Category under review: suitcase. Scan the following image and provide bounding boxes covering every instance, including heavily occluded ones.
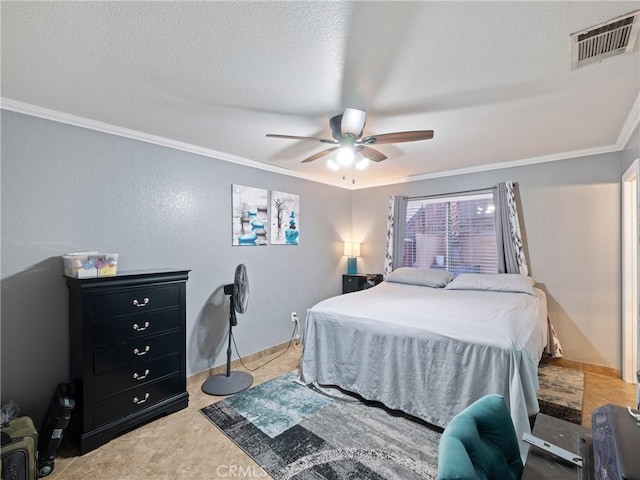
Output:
[37,383,75,477]
[1,416,38,480]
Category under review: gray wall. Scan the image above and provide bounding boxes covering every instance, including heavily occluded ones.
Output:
[2,108,635,425]
[1,110,352,424]
[353,153,624,370]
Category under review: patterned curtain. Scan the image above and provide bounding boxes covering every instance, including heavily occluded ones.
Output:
[383,196,395,277]
[546,322,564,358]
[494,181,563,357]
[493,181,529,275]
[384,196,408,277]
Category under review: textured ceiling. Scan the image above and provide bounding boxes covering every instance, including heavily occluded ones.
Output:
[2,1,639,189]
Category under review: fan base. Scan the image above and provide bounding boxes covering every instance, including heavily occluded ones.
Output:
[201,371,254,396]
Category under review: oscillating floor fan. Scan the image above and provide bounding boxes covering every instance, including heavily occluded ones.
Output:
[202,264,254,395]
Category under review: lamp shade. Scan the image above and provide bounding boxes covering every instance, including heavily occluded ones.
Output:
[336,147,354,166]
[343,241,361,257]
[341,108,366,137]
[355,157,369,170]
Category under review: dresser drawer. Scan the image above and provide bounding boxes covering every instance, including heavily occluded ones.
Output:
[94,373,181,428]
[93,353,180,401]
[93,307,180,347]
[93,284,180,320]
[93,332,180,376]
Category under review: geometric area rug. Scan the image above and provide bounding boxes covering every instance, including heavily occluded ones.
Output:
[201,366,585,479]
[537,363,585,425]
[200,371,441,479]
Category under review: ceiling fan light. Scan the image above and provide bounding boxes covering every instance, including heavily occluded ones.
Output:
[336,148,354,166]
[355,157,370,170]
[327,158,340,170]
[341,108,366,137]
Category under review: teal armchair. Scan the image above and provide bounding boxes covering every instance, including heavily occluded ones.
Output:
[437,394,524,480]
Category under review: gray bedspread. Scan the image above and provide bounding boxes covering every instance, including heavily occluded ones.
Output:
[299,281,548,461]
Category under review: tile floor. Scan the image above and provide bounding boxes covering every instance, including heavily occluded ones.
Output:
[48,348,637,479]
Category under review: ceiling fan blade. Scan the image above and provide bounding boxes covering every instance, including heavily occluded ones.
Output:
[358,130,434,145]
[357,146,387,162]
[301,147,340,163]
[266,134,338,144]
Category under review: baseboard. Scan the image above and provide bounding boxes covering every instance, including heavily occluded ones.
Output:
[540,356,621,379]
[187,340,295,389]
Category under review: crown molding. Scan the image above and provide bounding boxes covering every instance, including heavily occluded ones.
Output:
[0,98,347,189]
[1,97,632,192]
[352,144,622,189]
[617,91,640,149]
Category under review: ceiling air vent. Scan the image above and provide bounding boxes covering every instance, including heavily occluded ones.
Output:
[571,10,640,69]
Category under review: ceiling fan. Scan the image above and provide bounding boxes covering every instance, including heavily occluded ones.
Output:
[266,108,434,168]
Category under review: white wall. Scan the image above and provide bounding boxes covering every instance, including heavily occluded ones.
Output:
[623,124,639,171]
[352,154,623,370]
[1,110,352,424]
[622,124,640,377]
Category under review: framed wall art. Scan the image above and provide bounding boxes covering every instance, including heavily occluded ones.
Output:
[270,190,299,245]
[232,185,269,246]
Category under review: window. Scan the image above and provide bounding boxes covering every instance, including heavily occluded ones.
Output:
[403,193,498,275]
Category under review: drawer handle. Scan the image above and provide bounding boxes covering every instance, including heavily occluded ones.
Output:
[133,322,150,331]
[132,393,150,405]
[133,369,150,381]
[133,297,149,307]
[133,346,150,356]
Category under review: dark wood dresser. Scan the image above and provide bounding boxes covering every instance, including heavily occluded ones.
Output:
[66,269,189,454]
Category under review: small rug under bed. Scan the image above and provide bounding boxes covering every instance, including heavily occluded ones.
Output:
[537,363,585,424]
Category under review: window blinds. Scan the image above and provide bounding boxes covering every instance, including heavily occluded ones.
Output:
[403,193,498,275]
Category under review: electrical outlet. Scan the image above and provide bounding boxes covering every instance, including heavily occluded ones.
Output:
[291,311,298,323]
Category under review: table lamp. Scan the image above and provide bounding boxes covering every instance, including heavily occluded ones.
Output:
[343,242,361,274]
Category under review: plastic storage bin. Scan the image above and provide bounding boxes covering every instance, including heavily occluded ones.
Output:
[62,252,99,278]
[62,252,118,278]
[96,254,118,277]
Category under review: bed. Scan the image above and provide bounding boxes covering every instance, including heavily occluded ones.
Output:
[299,268,550,461]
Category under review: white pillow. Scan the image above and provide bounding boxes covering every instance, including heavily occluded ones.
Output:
[444,273,536,295]
[384,267,454,288]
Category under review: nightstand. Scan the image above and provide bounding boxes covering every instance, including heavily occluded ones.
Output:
[342,274,383,294]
